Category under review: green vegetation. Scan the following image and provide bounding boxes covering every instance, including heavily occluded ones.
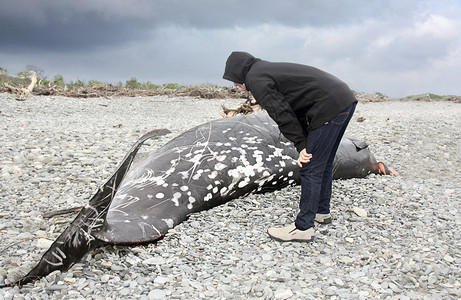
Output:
[53,74,65,86]
[88,80,106,87]
[162,83,184,89]
[0,69,32,86]
[0,65,200,92]
[399,93,459,101]
[67,79,86,88]
[426,93,453,100]
[125,77,141,89]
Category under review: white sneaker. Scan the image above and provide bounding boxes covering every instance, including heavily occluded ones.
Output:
[267,224,314,242]
[315,213,332,224]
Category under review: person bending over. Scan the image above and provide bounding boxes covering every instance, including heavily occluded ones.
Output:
[223,51,357,242]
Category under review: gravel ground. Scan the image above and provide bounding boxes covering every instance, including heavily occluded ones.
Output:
[0,93,460,299]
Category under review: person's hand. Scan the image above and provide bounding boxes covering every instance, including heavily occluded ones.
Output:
[298,148,312,167]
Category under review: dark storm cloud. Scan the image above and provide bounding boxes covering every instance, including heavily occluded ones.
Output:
[0,0,415,52]
[0,1,154,52]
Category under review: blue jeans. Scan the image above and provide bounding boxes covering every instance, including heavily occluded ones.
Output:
[295,102,356,230]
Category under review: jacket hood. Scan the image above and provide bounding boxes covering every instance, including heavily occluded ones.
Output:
[222,52,256,84]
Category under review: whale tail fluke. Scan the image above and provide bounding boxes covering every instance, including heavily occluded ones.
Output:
[1,128,171,288]
[3,208,103,287]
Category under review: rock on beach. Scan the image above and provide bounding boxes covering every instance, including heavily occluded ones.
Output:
[0,93,460,299]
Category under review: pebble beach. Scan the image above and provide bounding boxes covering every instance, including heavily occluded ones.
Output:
[0,93,460,299]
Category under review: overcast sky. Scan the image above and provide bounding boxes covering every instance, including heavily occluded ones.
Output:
[1,0,460,97]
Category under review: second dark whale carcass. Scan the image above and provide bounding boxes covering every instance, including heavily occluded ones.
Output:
[5,114,388,287]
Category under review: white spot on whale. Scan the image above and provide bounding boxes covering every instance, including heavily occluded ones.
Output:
[204,193,213,201]
[155,179,166,186]
[171,192,181,206]
[215,163,227,170]
[288,171,294,177]
[187,196,196,209]
[208,171,218,179]
[191,154,203,164]
[162,219,174,228]
[238,180,249,188]
[156,193,164,199]
[216,155,227,162]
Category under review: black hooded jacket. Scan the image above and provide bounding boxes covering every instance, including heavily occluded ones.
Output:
[223,51,357,152]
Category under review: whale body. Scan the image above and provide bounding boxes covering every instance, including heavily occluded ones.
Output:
[3,114,382,287]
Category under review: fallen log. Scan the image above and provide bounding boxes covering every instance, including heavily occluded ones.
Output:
[3,72,37,100]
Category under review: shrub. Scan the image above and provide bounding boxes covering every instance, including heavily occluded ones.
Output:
[53,74,65,86]
[163,83,182,89]
[125,77,141,89]
[142,81,161,90]
[88,80,105,86]
[25,65,46,80]
[68,79,86,88]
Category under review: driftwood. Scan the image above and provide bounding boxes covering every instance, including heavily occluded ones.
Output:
[14,84,249,100]
[4,72,37,101]
[219,94,262,117]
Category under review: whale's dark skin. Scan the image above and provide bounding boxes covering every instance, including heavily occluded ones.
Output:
[2,114,383,287]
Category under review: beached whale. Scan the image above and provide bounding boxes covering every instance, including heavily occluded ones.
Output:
[2,114,388,287]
